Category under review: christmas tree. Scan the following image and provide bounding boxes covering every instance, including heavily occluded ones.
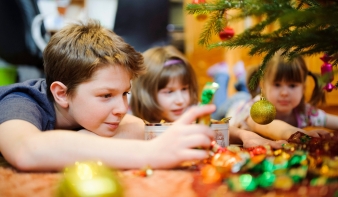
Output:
[186,0,338,90]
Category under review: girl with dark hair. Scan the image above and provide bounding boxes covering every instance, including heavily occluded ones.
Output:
[218,53,338,140]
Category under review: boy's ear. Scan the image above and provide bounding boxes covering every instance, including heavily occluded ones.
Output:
[50,81,69,108]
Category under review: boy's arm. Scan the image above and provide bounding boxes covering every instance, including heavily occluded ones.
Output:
[0,105,216,171]
[0,119,151,171]
[113,114,145,139]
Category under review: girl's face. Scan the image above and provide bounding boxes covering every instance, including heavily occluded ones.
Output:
[156,78,191,122]
[67,65,131,137]
[264,79,304,115]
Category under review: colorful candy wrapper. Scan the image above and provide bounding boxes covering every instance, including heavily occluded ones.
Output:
[197,82,219,126]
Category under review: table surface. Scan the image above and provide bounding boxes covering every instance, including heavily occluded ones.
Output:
[1,156,338,197]
[0,156,205,197]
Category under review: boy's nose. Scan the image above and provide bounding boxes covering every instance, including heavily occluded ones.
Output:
[112,98,128,115]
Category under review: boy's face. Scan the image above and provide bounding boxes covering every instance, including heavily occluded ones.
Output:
[156,78,191,122]
[68,65,131,137]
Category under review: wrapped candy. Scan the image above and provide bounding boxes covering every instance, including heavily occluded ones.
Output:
[199,82,219,110]
[197,131,338,193]
[200,164,223,184]
[228,174,257,192]
[197,82,219,126]
[211,151,246,175]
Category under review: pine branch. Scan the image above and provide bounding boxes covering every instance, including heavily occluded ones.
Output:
[198,10,225,46]
[186,0,338,89]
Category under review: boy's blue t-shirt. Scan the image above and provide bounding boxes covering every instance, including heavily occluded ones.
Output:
[0,79,56,131]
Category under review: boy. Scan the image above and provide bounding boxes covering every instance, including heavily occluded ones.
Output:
[0,20,216,171]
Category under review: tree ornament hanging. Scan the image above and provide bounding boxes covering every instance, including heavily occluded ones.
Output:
[194,13,208,21]
[192,0,205,3]
[320,54,335,92]
[192,0,208,21]
[250,96,276,125]
[219,27,235,40]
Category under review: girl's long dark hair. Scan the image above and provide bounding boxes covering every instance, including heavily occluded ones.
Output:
[247,54,326,112]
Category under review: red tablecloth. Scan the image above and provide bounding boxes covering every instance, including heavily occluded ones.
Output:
[1,166,338,197]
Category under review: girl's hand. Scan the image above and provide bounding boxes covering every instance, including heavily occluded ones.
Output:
[301,129,330,138]
[240,129,287,149]
[146,105,216,169]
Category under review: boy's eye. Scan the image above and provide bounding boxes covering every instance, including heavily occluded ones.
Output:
[123,92,131,96]
[102,94,112,98]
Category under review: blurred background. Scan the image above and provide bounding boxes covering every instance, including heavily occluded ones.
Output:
[0,0,184,84]
[0,0,337,113]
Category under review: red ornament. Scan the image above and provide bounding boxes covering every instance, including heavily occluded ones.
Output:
[192,0,205,3]
[219,27,235,40]
[320,54,335,92]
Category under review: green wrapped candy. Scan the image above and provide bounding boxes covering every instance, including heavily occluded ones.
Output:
[239,174,257,191]
[228,174,257,192]
[289,166,308,183]
[200,82,219,105]
[288,151,307,167]
[257,172,276,188]
[197,82,219,126]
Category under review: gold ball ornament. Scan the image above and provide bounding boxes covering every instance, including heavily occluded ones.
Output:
[250,97,276,125]
[194,13,207,21]
[56,161,124,197]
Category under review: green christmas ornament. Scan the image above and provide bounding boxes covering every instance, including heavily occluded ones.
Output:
[250,97,276,125]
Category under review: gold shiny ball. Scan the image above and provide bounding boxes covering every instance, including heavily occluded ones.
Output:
[194,13,207,21]
[56,161,123,197]
[250,98,276,125]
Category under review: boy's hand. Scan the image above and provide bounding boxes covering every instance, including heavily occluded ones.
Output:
[146,105,216,169]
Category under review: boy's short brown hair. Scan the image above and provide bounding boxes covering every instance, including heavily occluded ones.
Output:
[43,20,145,100]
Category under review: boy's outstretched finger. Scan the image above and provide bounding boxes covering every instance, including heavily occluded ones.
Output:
[174,105,216,125]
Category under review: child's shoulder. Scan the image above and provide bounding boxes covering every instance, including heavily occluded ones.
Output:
[0,78,45,94]
[304,103,325,115]
[296,103,326,128]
